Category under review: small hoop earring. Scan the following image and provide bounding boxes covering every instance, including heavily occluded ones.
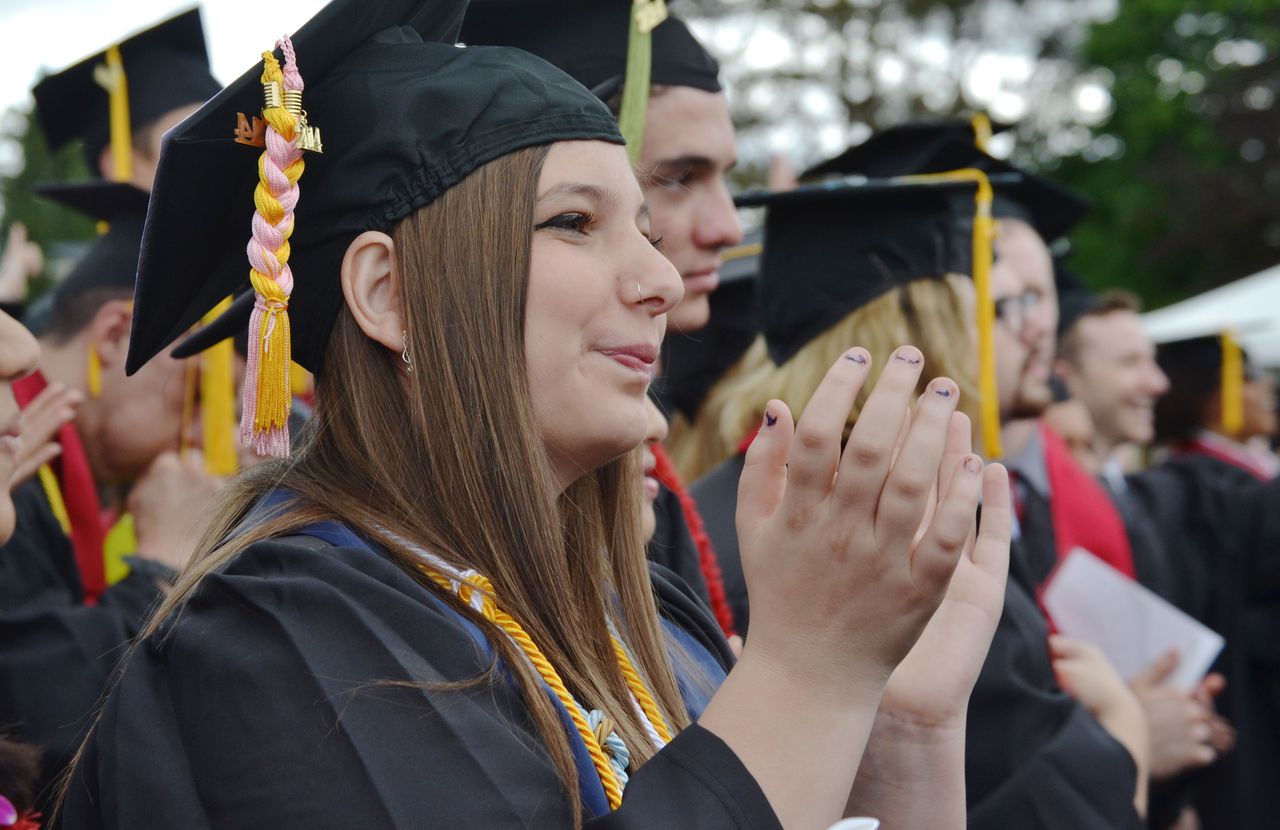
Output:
[401,331,413,373]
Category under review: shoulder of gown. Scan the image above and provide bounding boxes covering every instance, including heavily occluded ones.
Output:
[62,534,778,829]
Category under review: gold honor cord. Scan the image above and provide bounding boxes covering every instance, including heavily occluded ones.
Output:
[1220,330,1245,436]
[618,0,668,164]
[200,296,240,476]
[896,169,1001,458]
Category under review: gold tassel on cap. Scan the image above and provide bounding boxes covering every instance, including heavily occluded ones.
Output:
[200,296,239,475]
[618,0,668,164]
[92,44,133,183]
[900,169,1000,458]
[240,39,315,457]
[1220,330,1245,437]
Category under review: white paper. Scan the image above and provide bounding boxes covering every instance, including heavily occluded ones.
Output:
[1042,548,1225,693]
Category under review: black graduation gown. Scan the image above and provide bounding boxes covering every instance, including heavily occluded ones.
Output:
[1127,456,1280,830]
[59,529,781,829]
[0,479,161,806]
[692,455,1142,827]
[645,483,712,610]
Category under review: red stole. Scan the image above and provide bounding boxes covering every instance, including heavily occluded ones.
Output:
[651,444,737,637]
[1174,435,1275,482]
[1041,422,1135,580]
[12,371,108,603]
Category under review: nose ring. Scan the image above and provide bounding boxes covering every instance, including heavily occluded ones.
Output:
[636,282,643,303]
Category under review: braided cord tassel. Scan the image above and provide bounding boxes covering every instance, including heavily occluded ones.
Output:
[241,40,306,457]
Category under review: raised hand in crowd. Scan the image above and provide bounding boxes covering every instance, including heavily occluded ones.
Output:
[1131,650,1234,779]
[1051,635,1150,815]
[126,450,223,576]
[701,346,1010,830]
[8,381,81,489]
[0,223,41,310]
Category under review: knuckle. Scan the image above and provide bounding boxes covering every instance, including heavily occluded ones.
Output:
[888,474,930,502]
[793,425,827,452]
[847,440,883,469]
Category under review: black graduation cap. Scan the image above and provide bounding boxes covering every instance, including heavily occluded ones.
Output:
[657,229,762,420]
[125,0,623,377]
[801,118,1012,180]
[739,180,979,366]
[1154,329,1257,441]
[31,8,221,167]
[35,181,150,312]
[170,290,254,359]
[459,0,721,94]
[804,125,1089,244]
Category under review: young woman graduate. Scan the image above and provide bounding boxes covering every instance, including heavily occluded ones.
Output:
[685,175,1151,828]
[59,1,1011,827]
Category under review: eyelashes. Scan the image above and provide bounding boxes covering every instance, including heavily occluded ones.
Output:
[535,211,665,251]
[535,211,594,234]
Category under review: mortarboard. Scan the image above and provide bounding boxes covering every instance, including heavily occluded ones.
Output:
[1154,330,1254,440]
[32,8,221,175]
[739,173,1009,455]
[459,0,720,96]
[804,123,1089,244]
[34,181,150,311]
[658,229,762,420]
[125,0,623,455]
[738,180,980,366]
[802,117,1011,180]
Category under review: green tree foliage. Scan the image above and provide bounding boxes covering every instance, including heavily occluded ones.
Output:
[0,105,96,299]
[1019,4,1280,307]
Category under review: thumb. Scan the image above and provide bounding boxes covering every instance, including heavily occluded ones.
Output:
[735,401,793,537]
[1132,648,1179,689]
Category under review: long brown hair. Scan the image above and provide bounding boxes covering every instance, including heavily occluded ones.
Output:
[670,274,981,481]
[142,145,688,824]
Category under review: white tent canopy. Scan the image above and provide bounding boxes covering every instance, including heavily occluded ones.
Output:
[1141,262,1280,367]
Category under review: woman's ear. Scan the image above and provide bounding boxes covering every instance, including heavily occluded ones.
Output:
[340,230,403,353]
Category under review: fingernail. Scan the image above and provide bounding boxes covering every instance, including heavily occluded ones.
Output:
[931,379,955,399]
[964,455,982,474]
[844,349,868,365]
[764,410,778,427]
[893,347,922,365]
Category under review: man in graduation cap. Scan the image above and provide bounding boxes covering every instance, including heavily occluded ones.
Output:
[0,181,222,806]
[461,0,744,634]
[32,8,221,191]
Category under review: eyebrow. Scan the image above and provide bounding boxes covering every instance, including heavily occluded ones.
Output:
[536,181,651,221]
[652,154,739,173]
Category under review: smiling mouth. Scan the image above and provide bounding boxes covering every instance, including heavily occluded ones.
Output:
[599,346,657,378]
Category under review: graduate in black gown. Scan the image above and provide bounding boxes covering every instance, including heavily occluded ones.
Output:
[58,1,1015,827]
[688,169,1148,827]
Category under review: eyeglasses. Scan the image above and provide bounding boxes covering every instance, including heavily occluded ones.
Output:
[993,289,1043,332]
